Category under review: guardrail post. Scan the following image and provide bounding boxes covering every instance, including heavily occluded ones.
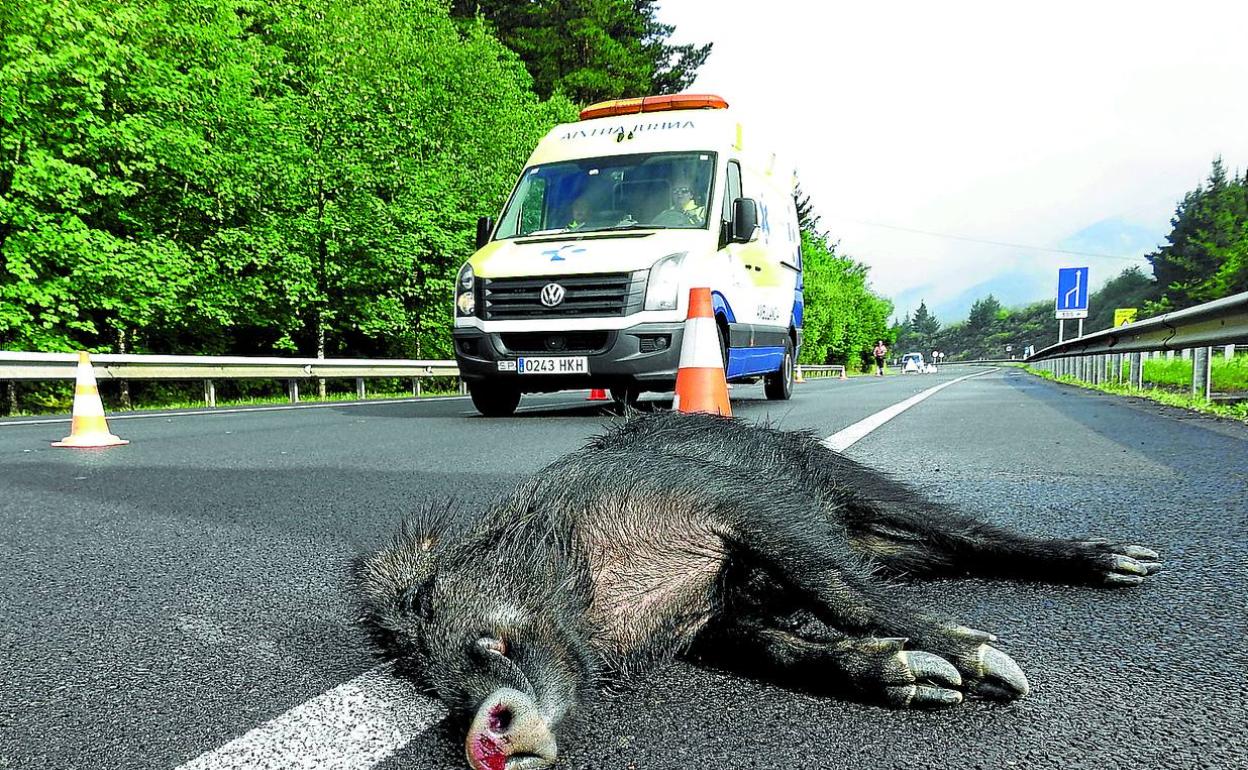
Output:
[1192,346,1211,401]
[203,379,216,408]
[459,378,468,396]
[1129,352,1142,389]
[1094,354,1105,384]
[411,378,420,397]
[288,379,299,403]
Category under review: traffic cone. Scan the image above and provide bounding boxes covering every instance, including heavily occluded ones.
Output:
[839,368,847,381]
[52,352,128,448]
[587,388,609,401]
[672,287,731,416]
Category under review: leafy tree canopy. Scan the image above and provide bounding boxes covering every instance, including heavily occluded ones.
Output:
[449,0,711,103]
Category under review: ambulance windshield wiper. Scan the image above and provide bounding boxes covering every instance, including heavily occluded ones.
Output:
[598,223,655,232]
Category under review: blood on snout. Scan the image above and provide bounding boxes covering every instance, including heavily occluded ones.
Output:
[468,704,513,770]
[468,732,507,770]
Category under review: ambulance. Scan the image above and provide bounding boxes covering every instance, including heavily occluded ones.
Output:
[452,94,804,416]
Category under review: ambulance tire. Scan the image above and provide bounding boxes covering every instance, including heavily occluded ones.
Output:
[468,381,521,417]
[717,320,730,374]
[764,337,794,401]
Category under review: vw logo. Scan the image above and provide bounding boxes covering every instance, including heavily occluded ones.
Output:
[540,283,566,307]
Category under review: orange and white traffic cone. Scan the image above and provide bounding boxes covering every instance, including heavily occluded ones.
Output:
[52,352,128,448]
[672,287,731,416]
[587,388,609,401]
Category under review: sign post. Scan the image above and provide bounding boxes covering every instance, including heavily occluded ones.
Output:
[1055,267,1089,341]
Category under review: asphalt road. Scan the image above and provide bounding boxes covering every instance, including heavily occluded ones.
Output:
[2,367,1245,769]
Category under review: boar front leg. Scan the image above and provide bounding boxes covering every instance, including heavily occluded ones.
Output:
[703,615,968,708]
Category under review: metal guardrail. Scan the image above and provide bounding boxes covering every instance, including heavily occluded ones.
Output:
[0,351,461,406]
[1025,290,1248,401]
[796,364,846,379]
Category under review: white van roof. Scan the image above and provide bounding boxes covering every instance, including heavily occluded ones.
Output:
[526,94,794,184]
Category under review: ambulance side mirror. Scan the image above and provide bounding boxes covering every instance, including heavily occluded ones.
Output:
[730,198,759,243]
[475,217,494,250]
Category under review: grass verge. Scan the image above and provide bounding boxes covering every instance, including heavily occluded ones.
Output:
[1023,366,1248,424]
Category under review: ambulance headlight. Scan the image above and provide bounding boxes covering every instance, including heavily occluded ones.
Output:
[456,263,475,316]
[644,252,687,311]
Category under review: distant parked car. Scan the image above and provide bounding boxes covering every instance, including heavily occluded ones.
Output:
[901,352,925,374]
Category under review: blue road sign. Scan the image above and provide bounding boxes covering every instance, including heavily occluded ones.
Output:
[1055,267,1089,319]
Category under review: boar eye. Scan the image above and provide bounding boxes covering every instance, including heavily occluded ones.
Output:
[474,636,508,658]
[399,575,435,619]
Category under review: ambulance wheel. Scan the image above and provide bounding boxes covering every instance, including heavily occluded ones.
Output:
[764,338,794,400]
[468,382,521,417]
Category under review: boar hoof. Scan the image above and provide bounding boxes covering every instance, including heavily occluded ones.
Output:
[965,644,1030,700]
[1077,540,1162,586]
[882,651,964,709]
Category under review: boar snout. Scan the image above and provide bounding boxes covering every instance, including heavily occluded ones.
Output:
[465,687,558,770]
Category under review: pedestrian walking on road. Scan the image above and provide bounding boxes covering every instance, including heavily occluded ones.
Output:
[873,340,888,376]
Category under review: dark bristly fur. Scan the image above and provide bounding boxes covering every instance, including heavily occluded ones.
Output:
[352,411,1161,767]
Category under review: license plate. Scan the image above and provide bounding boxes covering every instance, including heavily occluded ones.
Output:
[515,356,589,374]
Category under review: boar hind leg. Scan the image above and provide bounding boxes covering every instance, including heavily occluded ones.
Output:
[715,494,1031,701]
[847,501,1161,587]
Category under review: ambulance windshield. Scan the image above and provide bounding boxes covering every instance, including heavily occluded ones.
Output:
[494,152,716,239]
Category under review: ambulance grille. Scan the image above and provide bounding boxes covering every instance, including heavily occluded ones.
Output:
[482,272,646,320]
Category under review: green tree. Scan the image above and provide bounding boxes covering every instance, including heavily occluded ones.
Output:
[0,0,235,353]
[906,301,940,353]
[449,0,711,103]
[1084,266,1156,331]
[1,0,575,366]
[799,230,893,370]
[1147,158,1248,311]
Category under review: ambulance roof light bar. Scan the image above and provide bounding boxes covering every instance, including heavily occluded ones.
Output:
[578,94,729,121]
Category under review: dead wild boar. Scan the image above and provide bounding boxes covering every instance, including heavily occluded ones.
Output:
[352,411,1160,770]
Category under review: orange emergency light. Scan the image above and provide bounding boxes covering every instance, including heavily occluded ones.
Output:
[578,94,729,121]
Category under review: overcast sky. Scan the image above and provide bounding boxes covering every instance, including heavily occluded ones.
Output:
[655,0,1248,322]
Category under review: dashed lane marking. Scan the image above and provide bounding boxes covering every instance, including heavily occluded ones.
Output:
[823,368,995,452]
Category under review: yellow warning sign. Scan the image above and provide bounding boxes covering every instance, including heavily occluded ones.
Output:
[1114,308,1138,327]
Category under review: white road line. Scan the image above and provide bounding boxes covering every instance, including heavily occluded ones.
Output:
[174,667,445,770]
[0,396,471,427]
[173,372,994,770]
[823,369,994,452]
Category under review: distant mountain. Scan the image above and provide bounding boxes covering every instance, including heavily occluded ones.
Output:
[887,216,1163,325]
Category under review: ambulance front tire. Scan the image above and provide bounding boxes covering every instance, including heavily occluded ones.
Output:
[764,338,794,401]
[468,381,521,417]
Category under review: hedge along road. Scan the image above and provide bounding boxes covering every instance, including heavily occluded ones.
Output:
[1,367,1245,769]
